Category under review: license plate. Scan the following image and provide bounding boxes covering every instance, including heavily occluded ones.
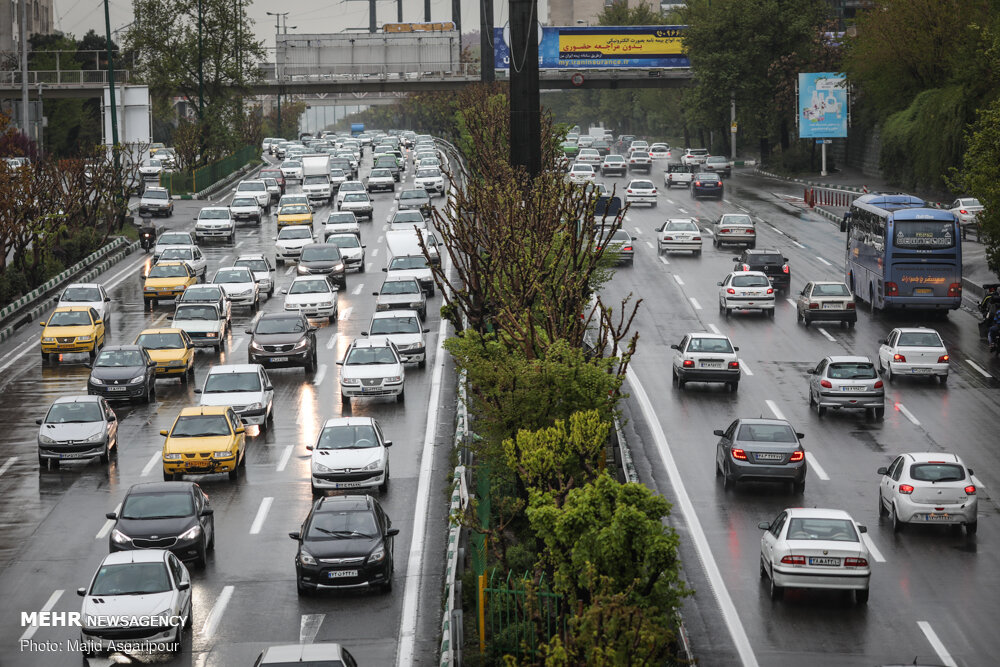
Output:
[60,452,88,459]
[158,291,173,296]
[808,557,840,566]
[334,482,362,489]
[186,462,211,470]
[914,288,933,294]
[747,291,761,296]
[925,513,950,521]
[362,386,383,393]
[327,570,358,579]
[755,453,783,461]
[700,362,723,369]
[823,303,840,309]
[108,386,127,392]
[841,386,866,392]
[911,368,931,374]
[269,357,286,363]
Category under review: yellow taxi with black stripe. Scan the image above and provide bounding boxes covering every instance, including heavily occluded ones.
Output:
[160,406,246,481]
[135,328,196,383]
[143,261,197,308]
[39,306,107,363]
[276,202,314,229]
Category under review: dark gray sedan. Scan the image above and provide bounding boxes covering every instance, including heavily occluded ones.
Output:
[246,313,318,372]
[715,418,807,493]
[87,345,157,403]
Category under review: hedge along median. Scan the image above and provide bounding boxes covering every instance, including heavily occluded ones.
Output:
[159,145,260,196]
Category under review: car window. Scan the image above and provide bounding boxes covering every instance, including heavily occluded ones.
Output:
[769,511,787,537]
[235,259,269,272]
[665,221,698,231]
[45,401,103,423]
[167,554,185,585]
[148,264,190,279]
[94,349,144,367]
[719,215,752,226]
[812,283,850,297]
[749,253,783,265]
[381,280,420,295]
[307,510,378,539]
[785,518,858,542]
[736,423,797,442]
[199,209,231,219]
[279,204,310,215]
[215,268,252,283]
[174,305,218,320]
[389,256,429,270]
[159,233,193,245]
[300,246,342,262]
[370,316,420,335]
[909,463,965,483]
[827,362,876,380]
[203,372,262,393]
[160,248,194,261]
[732,275,769,287]
[327,235,361,249]
[90,562,172,595]
[345,346,398,365]
[136,332,185,349]
[896,332,943,347]
[685,337,734,353]
[317,424,379,450]
[171,414,231,437]
[279,227,312,240]
[47,310,94,326]
[289,280,332,295]
[61,286,103,302]
[255,317,306,335]
[889,456,904,481]
[344,193,370,202]
[121,491,194,519]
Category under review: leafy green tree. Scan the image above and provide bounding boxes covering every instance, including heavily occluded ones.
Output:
[951,97,1000,279]
[597,0,663,24]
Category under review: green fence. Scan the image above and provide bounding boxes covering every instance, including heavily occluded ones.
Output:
[484,570,564,661]
[160,145,258,195]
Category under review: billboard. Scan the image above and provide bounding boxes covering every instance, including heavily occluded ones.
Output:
[798,72,847,138]
[493,25,689,70]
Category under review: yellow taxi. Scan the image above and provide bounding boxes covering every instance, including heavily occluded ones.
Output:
[135,328,196,383]
[143,261,197,308]
[161,406,246,481]
[39,306,107,363]
[276,203,313,229]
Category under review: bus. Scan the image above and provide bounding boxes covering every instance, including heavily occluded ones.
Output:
[845,193,962,312]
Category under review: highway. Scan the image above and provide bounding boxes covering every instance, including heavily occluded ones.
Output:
[0,151,454,666]
[596,166,1000,666]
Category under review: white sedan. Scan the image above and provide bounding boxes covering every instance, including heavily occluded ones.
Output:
[212,266,259,310]
[718,271,775,318]
[275,225,315,266]
[283,276,339,323]
[307,417,392,495]
[157,245,207,281]
[568,163,597,184]
[758,507,871,603]
[624,179,657,207]
[656,218,702,255]
[877,452,977,534]
[338,337,406,405]
[57,283,112,323]
[575,148,603,166]
[947,197,982,238]
[876,327,949,383]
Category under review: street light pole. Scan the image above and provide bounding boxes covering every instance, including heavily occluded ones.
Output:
[19,0,28,137]
[198,0,204,116]
[267,11,289,137]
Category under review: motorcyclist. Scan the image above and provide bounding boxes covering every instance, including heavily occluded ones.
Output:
[139,224,157,253]
[980,284,998,320]
[988,310,1000,352]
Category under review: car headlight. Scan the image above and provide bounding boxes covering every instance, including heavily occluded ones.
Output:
[163,453,182,460]
[249,340,264,351]
[205,332,218,338]
[168,359,185,367]
[128,375,145,384]
[341,377,360,385]
[376,303,389,311]
[178,525,202,541]
[410,301,424,309]
[313,462,332,473]
[86,432,106,444]
[333,263,344,271]
[110,528,131,545]
[41,337,55,343]
[38,434,56,444]
[396,342,419,351]
[233,289,252,296]
[213,450,235,458]
[292,338,309,350]
[174,285,188,291]
[77,335,92,342]
[367,544,386,564]
[385,376,402,383]
[90,376,104,385]
[361,460,381,471]
[296,265,310,274]
[299,548,317,566]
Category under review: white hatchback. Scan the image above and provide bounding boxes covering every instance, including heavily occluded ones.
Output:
[212,266,259,310]
[625,179,657,207]
[307,417,392,495]
[283,276,339,322]
[568,163,596,184]
[718,271,775,318]
[876,327,949,383]
[275,225,316,265]
[877,452,977,534]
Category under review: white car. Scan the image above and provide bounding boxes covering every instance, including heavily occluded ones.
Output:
[328,168,348,190]
[233,254,276,297]
[568,163,597,184]
[77,549,192,655]
[138,186,174,217]
[364,309,429,367]
[366,168,396,193]
[153,231,196,261]
[338,337,406,405]
[212,266,259,310]
[156,245,207,281]
[947,197,982,236]
[325,233,366,272]
[397,188,431,217]
[307,417,392,495]
[194,207,235,244]
[876,327,950,383]
[670,332,741,391]
[877,452,977,534]
[625,179,657,207]
[324,211,361,238]
[339,192,374,220]
[280,159,303,182]
[275,225,315,265]
[171,302,226,351]
[138,158,164,179]
[656,218,702,255]
[681,148,709,166]
[196,364,274,430]
[626,148,652,172]
[229,195,263,225]
[718,271,775,318]
[336,180,366,206]
[576,148,603,166]
[713,213,756,249]
[57,283,111,323]
[235,180,271,211]
[414,167,445,195]
[649,143,670,161]
[389,210,428,231]
[283,275,339,322]
[758,508,871,603]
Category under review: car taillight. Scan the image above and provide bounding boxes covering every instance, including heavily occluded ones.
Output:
[694,181,701,186]
[727,288,735,294]
[898,484,914,494]
[741,263,750,271]
[964,485,976,495]
[693,236,701,241]
[820,379,832,388]
[885,282,899,296]
[728,361,740,369]
[721,228,730,233]
[627,189,633,193]
[623,246,633,252]
[893,353,906,362]
[683,359,694,367]
[844,557,868,568]
[789,450,804,462]
[782,264,789,274]
[847,302,856,309]
[959,209,968,214]
[651,189,657,194]
[948,283,962,297]
[731,448,747,460]
[746,229,755,234]
[780,555,805,565]
[874,380,883,388]
[766,288,774,294]
[662,236,673,240]
[938,355,949,363]
[809,302,819,309]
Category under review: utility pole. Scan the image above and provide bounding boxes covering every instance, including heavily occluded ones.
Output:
[452,0,461,34]
[397,0,402,23]
[197,0,204,116]
[19,0,27,137]
[267,11,289,137]
[480,0,494,83]
[508,0,540,176]
[102,0,121,222]
[730,92,736,160]
[424,0,431,21]
[370,0,377,33]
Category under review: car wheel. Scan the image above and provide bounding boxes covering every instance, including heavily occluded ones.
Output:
[809,390,816,406]
[729,381,739,393]
[847,320,856,328]
[793,480,805,494]
[379,464,389,494]
[162,470,172,482]
[769,569,783,600]
[967,521,978,535]
[195,543,208,569]
[760,558,768,579]
[939,374,948,385]
[855,588,869,604]
[341,393,350,407]
[396,387,405,403]
[816,402,826,417]
[878,492,888,518]
[803,316,811,327]
[694,249,701,257]
[724,307,731,319]
[767,308,775,319]
[796,308,803,323]
[305,352,316,373]
[723,472,733,490]
[877,358,885,374]
[296,579,312,597]
[886,364,894,383]
[874,406,885,420]
[41,352,50,364]
[891,504,904,533]
[713,238,720,249]
[99,441,110,464]
[228,466,239,481]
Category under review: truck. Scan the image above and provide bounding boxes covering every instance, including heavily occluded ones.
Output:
[351,123,365,136]
[300,154,333,204]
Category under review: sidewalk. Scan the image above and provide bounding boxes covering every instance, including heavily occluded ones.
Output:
[752,165,995,297]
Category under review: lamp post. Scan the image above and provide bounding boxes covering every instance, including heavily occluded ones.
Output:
[198,0,204,116]
[267,11,289,137]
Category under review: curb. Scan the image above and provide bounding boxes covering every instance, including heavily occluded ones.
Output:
[753,167,869,194]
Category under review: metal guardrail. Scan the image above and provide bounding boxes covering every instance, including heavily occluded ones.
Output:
[259,61,478,81]
[0,70,131,87]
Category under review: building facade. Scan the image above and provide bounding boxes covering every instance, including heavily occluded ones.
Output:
[1,0,54,52]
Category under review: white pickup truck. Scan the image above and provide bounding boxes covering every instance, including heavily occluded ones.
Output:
[664,163,694,189]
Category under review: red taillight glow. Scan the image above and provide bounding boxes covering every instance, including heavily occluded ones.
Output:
[731,448,747,460]
[662,236,673,240]
[809,302,819,309]
[965,485,977,495]
[780,555,806,565]
[960,209,968,214]
[682,359,694,367]
[741,263,750,271]
[746,229,755,234]
[694,181,702,186]
[627,189,633,193]
[766,288,774,294]
[623,246,633,252]
[721,228,731,233]
[845,557,868,567]
[820,379,832,388]
[782,264,789,273]
[847,302,856,309]
[938,355,949,363]
[789,450,804,462]
[693,236,701,241]
[898,484,914,494]
[728,361,740,369]
[885,282,899,296]
[727,288,736,294]
[874,380,884,388]
[893,353,906,362]
[948,283,962,297]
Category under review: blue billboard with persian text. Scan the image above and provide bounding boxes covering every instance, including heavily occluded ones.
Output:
[493,25,689,70]
[798,72,848,138]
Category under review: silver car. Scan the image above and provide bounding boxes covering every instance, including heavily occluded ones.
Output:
[713,213,756,249]
[37,395,118,468]
[718,271,774,318]
[795,281,857,327]
[808,356,885,419]
[596,228,634,266]
[656,218,702,255]
[877,452,977,534]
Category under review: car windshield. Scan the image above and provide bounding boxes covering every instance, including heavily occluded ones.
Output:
[281,161,301,169]
[897,332,943,347]
[159,249,193,261]
[737,423,797,442]
[148,264,189,278]
[329,169,346,178]
[232,198,257,207]
[263,178,278,187]
[630,181,653,189]
[392,212,424,224]
[668,164,689,173]
[159,233,192,245]
[214,269,251,283]
[721,215,752,226]
[171,414,231,437]
[345,346,397,365]
[812,283,851,297]
[785,518,858,542]
[174,305,218,320]
[665,221,697,231]
[370,316,420,335]
[199,209,230,219]
[732,275,770,287]
[235,259,269,272]
[203,372,261,393]
[416,169,440,178]
[300,246,341,262]
[289,280,331,295]
[280,205,310,215]
[256,317,305,335]
[136,332,185,350]
[181,287,222,301]
[827,362,877,380]
[685,337,733,353]
[95,349,144,367]
[317,424,379,450]
[60,286,102,302]
[371,169,391,178]
[909,463,965,482]
[303,175,327,185]
[145,189,168,200]
[327,213,357,225]
[326,235,360,248]
[400,190,427,200]
[47,310,93,326]
[121,491,194,520]
[604,156,624,163]
[239,182,265,191]
[45,402,103,423]
[279,227,312,240]
[381,280,419,295]
[89,562,172,596]
[307,509,378,539]
[344,193,369,203]
[694,173,718,180]
[389,256,428,270]
[748,254,783,265]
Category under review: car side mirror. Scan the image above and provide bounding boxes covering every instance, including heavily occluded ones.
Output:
[732,257,739,261]
[878,338,887,345]
[669,344,678,350]
[178,581,191,591]
[39,322,46,327]
[783,257,789,262]
[105,297,111,302]
[235,426,245,434]
[372,291,379,296]
[757,522,771,530]
[36,418,43,425]
[265,384,273,391]
[288,531,301,541]
[382,267,388,272]
[716,281,723,286]
[160,429,169,436]
[193,388,202,394]
[308,326,318,333]
[244,329,253,334]
[107,413,116,422]
[105,512,117,520]
[386,528,400,537]
[77,588,87,597]
[361,331,369,336]
[199,508,214,517]
[362,245,367,248]
[796,432,805,439]
[713,429,724,436]
[877,467,888,475]
[384,440,393,447]
[857,525,868,534]
[148,361,156,367]
[733,346,739,351]
[422,328,430,333]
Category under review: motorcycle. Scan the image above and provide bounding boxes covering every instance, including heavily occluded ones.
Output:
[139,225,157,253]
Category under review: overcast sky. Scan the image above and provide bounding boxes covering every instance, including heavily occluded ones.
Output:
[53,0,549,49]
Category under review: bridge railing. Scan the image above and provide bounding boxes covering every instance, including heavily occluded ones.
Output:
[257,61,479,81]
[0,69,131,87]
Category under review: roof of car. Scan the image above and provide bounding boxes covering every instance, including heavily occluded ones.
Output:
[893,327,940,334]
[152,261,189,268]
[743,249,780,255]
[825,355,873,364]
[729,270,769,277]
[371,309,421,319]
[205,364,263,375]
[811,280,848,286]
[126,481,198,495]
[52,394,102,405]
[99,344,144,352]
[100,549,171,565]
[258,643,348,663]
[144,186,168,193]
[735,417,792,426]
[258,311,306,321]
[784,507,855,520]
[51,305,94,312]
[177,406,230,416]
[350,337,394,349]
[235,253,268,261]
[64,282,102,289]
[383,274,419,283]
[316,495,374,512]
[321,416,377,429]
[903,452,961,464]
[687,332,730,340]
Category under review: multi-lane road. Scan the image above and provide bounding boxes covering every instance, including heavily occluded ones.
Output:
[0,151,455,666]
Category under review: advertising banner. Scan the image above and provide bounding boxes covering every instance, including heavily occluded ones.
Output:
[493,25,689,70]
[798,72,847,138]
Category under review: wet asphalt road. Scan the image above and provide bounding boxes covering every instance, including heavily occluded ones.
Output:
[597,165,1000,666]
[0,151,454,666]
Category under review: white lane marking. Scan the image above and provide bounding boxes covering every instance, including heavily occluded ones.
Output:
[217,255,231,266]
[248,230,258,237]
[688,297,702,310]
[104,256,148,290]
[765,400,785,421]
[377,235,384,243]
[201,585,234,639]
[141,451,161,477]
[708,323,721,334]
[95,503,122,540]
[371,247,379,257]
[235,241,244,249]
[785,298,796,307]
[633,226,642,234]
[396,256,452,667]
[791,240,805,248]
[230,337,244,351]
[351,283,364,295]
[0,456,17,477]
[734,204,749,212]
[966,359,992,378]
[677,207,689,214]
[19,589,63,641]
[806,452,830,480]
[767,224,786,236]
[739,359,753,376]
[723,198,731,204]
[0,339,35,369]
[816,256,832,266]
[666,198,675,204]
[917,622,958,667]
[325,334,338,350]
[365,263,373,272]
[861,533,886,563]
[249,497,274,535]
[300,613,325,644]
[276,445,294,472]
[645,241,654,249]
[673,275,685,286]
[340,306,353,321]
[895,402,920,426]
[817,327,836,342]
[285,266,294,275]
[659,256,670,265]
[152,312,167,326]
[627,368,759,666]
[312,364,327,387]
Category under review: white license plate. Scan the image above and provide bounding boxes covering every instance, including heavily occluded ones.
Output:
[925,513,950,521]
[911,368,931,374]
[808,557,840,566]
[60,452,88,459]
[841,386,866,392]
[269,357,286,363]
[334,482,362,489]
[822,303,840,309]
[755,453,783,461]
[747,291,761,296]
[107,386,127,392]
[700,362,723,369]
[362,386,383,393]
[327,570,358,579]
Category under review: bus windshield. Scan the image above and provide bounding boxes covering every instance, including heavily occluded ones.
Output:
[892,220,955,250]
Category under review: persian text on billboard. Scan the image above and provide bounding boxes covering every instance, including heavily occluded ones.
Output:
[493,26,689,70]
[798,72,847,139]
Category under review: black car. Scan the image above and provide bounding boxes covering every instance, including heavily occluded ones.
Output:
[247,313,318,371]
[87,345,157,403]
[296,243,347,288]
[106,481,215,567]
[714,418,807,493]
[733,249,791,293]
[692,172,723,199]
[290,495,398,595]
